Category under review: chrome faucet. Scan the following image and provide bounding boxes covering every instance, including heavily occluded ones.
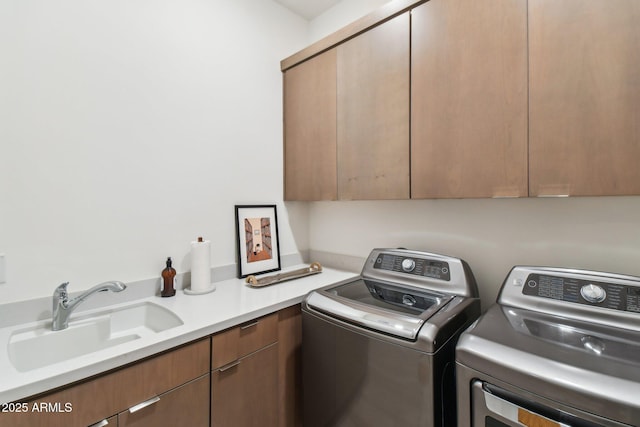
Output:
[52,281,127,331]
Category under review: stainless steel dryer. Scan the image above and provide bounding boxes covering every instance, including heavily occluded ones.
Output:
[302,248,481,427]
[456,266,640,427]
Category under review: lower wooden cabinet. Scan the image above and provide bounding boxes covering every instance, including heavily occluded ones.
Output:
[118,375,209,427]
[277,306,302,427]
[0,305,303,427]
[210,306,302,427]
[211,343,279,427]
[0,338,210,427]
[210,310,284,427]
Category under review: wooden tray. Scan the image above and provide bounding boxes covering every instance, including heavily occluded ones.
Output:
[246,262,322,287]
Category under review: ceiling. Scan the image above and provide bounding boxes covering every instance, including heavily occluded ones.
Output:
[273,0,342,20]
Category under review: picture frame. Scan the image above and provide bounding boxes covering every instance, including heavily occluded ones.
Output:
[235,204,281,278]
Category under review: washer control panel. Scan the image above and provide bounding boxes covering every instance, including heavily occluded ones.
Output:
[373,253,450,281]
[522,273,640,313]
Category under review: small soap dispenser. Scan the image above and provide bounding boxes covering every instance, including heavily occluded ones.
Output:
[161,257,177,297]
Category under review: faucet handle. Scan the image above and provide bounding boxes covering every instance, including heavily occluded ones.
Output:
[54,282,69,300]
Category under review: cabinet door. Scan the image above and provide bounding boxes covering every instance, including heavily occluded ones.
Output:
[337,12,410,200]
[283,50,337,201]
[411,0,528,198]
[118,375,209,427]
[211,343,279,427]
[0,339,210,427]
[529,0,640,196]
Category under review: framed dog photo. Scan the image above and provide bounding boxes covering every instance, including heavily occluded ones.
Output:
[235,204,281,278]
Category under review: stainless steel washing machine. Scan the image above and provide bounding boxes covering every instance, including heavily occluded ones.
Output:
[302,248,481,427]
[456,266,640,427]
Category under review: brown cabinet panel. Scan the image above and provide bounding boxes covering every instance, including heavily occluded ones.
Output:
[529,0,640,196]
[277,305,302,427]
[211,343,279,427]
[212,312,278,369]
[411,0,528,198]
[337,12,410,200]
[118,375,209,427]
[284,50,338,201]
[0,338,210,427]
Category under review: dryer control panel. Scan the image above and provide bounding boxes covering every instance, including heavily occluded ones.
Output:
[522,273,640,313]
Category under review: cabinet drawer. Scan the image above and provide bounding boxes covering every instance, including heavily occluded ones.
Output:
[118,374,209,427]
[211,343,279,427]
[0,338,210,427]
[212,312,278,369]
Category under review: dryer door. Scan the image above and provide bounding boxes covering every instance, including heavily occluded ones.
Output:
[471,381,630,427]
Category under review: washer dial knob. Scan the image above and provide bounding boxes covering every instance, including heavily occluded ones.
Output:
[580,284,606,303]
[401,258,416,272]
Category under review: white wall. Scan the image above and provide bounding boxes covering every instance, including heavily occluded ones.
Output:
[4,0,639,313]
[309,0,391,42]
[309,198,640,308]
[0,0,311,303]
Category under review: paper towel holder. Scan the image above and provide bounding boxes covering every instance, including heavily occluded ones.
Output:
[184,236,216,296]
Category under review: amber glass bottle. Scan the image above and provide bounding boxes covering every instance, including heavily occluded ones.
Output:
[161,257,177,297]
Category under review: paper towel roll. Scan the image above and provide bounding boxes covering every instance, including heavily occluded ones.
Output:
[191,238,212,292]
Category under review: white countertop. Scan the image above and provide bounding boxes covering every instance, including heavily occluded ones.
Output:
[0,265,358,403]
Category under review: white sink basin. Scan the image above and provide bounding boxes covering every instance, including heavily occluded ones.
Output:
[7,301,183,372]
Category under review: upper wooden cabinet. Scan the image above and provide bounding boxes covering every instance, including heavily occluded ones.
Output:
[283,13,410,201]
[282,0,640,200]
[283,50,337,201]
[529,0,640,196]
[337,12,410,200]
[411,0,528,198]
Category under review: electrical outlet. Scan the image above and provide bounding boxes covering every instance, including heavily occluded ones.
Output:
[0,254,5,284]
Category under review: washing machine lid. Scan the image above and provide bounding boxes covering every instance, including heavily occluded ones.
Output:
[305,248,479,341]
[306,278,453,340]
[456,304,640,425]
